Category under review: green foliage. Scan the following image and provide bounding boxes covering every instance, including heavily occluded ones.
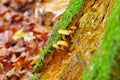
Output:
[33,0,83,73]
[82,0,120,80]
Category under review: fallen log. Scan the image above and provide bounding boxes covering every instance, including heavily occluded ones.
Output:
[32,0,116,80]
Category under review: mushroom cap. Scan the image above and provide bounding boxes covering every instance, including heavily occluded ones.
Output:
[58,29,70,35]
[52,44,59,48]
[68,30,73,34]
[70,26,77,30]
[57,40,68,47]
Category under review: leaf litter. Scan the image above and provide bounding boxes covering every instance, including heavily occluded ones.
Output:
[0,0,69,79]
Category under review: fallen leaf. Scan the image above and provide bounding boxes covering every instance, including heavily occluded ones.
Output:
[12,28,35,41]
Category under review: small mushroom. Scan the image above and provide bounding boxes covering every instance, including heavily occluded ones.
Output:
[52,44,60,49]
[68,30,73,34]
[69,26,77,33]
[68,26,77,39]
[57,40,68,47]
[52,44,62,52]
[52,40,69,51]
[58,29,70,41]
[58,30,70,35]
[69,26,77,30]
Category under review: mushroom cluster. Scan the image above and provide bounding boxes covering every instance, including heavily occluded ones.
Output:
[52,26,76,51]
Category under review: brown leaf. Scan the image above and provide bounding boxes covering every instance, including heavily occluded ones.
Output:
[0,31,13,44]
[33,26,51,33]
[0,48,8,57]
[10,54,17,62]
[23,23,34,32]
[0,59,14,72]
[12,13,23,21]
[0,63,4,73]
[8,47,26,53]
[5,68,16,78]
[13,52,27,67]
[10,0,27,10]
[0,4,11,16]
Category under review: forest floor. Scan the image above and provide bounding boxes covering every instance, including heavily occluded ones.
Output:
[0,0,69,79]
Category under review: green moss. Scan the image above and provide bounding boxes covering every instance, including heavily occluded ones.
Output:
[33,0,83,73]
[82,0,120,80]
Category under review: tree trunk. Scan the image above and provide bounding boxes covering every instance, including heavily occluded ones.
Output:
[39,0,116,80]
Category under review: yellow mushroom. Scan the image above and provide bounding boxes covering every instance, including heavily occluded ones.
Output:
[52,44,61,49]
[57,40,68,47]
[68,26,77,38]
[58,29,70,41]
[58,29,70,35]
[68,30,73,34]
[53,26,77,51]
[69,26,77,33]
[52,44,62,52]
[69,26,77,30]
[52,40,68,51]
